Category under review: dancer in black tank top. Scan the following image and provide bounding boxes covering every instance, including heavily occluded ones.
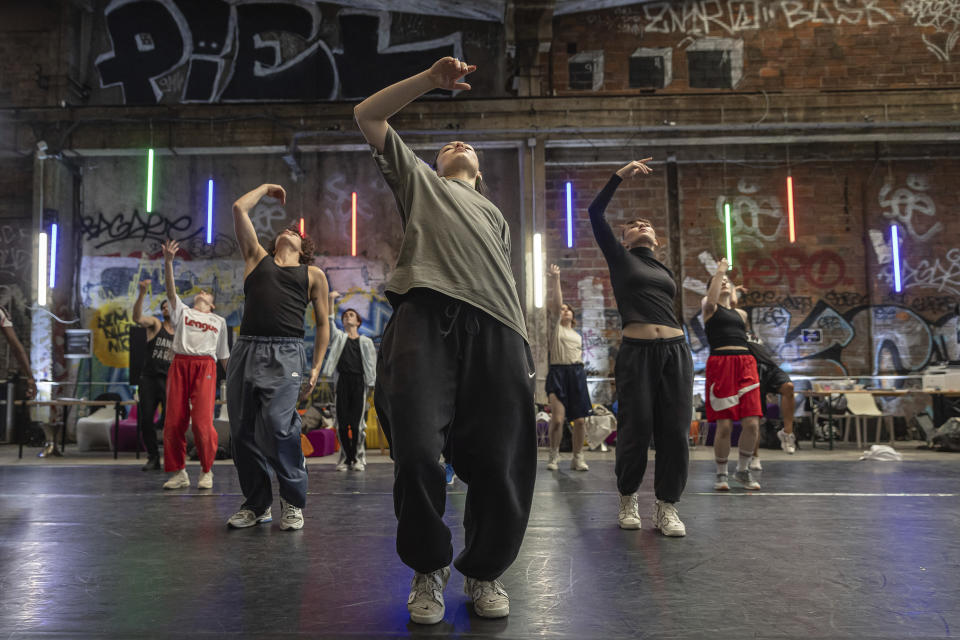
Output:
[132,279,175,471]
[226,183,330,532]
[701,261,763,491]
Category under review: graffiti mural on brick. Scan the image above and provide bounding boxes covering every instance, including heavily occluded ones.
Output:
[94,1,468,104]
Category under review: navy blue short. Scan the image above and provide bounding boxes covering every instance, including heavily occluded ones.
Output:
[545,363,593,420]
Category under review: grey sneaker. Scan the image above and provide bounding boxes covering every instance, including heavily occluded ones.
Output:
[162,468,190,490]
[654,500,686,537]
[335,461,349,472]
[618,494,641,529]
[352,461,366,471]
[749,455,762,471]
[733,469,761,490]
[464,577,509,618]
[714,474,730,491]
[279,499,304,530]
[407,567,450,624]
[778,429,797,454]
[226,507,272,529]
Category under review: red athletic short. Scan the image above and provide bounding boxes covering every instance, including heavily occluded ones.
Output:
[705,352,762,421]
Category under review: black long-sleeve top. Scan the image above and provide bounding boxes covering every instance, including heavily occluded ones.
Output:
[588,174,682,329]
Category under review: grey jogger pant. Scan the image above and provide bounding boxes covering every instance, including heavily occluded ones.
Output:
[227,336,309,512]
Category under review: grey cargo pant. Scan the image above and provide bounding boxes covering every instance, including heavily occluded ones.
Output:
[228,336,309,512]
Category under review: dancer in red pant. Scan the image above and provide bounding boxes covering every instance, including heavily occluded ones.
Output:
[160,239,230,491]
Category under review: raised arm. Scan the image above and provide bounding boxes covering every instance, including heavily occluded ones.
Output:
[232,184,281,266]
[133,279,161,336]
[701,257,729,321]
[354,57,476,152]
[547,264,562,319]
[589,159,654,260]
[327,290,344,340]
[303,267,331,401]
[161,239,179,310]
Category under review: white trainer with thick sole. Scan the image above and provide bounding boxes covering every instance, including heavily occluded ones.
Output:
[162,469,190,490]
[408,567,450,624]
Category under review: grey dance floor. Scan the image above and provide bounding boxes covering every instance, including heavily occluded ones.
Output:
[1,458,958,639]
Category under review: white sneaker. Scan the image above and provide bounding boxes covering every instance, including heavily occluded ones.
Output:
[335,461,349,472]
[749,456,762,471]
[352,461,366,471]
[464,577,509,618]
[714,474,730,491]
[570,453,589,472]
[778,429,797,454]
[617,494,641,529]
[197,470,214,489]
[654,500,687,537]
[162,468,189,490]
[226,507,272,528]
[733,469,761,490]
[546,450,559,471]
[407,567,450,624]
[279,498,304,530]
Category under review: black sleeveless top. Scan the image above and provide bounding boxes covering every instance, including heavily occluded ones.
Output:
[705,305,750,350]
[239,256,310,338]
[141,326,173,377]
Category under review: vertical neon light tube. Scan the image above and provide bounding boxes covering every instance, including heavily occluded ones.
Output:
[565,181,573,248]
[48,223,58,288]
[38,232,48,306]
[351,191,357,257]
[786,175,796,243]
[891,224,902,293]
[299,217,305,236]
[206,179,214,244]
[146,148,155,213]
[533,233,544,308]
[724,201,733,268]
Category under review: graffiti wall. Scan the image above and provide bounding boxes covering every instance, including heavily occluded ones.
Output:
[553,0,960,92]
[78,146,524,385]
[90,0,506,105]
[547,159,960,377]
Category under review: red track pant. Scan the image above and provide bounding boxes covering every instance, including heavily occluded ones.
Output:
[164,354,218,473]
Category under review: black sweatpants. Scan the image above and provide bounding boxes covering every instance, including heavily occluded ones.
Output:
[138,374,166,458]
[374,289,537,581]
[614,335,693,502]
[227,336,309,512]
[335,373,366,464]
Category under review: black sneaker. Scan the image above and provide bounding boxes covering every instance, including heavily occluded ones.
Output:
[142,456,161,471]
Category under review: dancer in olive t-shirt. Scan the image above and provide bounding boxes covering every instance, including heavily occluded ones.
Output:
[355,57,536,625]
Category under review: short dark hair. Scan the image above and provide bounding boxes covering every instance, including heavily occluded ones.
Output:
[268,222,316,265]
[341,308,363,328]
[432,146,486,195]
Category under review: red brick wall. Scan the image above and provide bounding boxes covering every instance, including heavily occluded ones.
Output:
[552,1,960,93]
[0,3,65,108]
[546,158,960,376]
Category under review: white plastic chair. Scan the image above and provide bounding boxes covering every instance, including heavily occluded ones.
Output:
[76,406,117,451]
[841,393,895,447]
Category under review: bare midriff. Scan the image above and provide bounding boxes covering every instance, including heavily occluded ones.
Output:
[622,322,685,340]
[712,345,749,352]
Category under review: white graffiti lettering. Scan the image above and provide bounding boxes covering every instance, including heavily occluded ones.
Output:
[715,179,784,249]
[878,175,943,242]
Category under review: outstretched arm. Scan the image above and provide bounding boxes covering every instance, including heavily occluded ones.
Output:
[303,267,331,401]
[327,290,344,340]
[161,240,179,311]
[354,57,476,153]
[589,159,654,260]
[233,185,280,265]
[133,280,161,336]
[701,257,729,320]
[547,264,562,319]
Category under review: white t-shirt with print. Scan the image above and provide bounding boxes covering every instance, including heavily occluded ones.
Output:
[170,295,230,359]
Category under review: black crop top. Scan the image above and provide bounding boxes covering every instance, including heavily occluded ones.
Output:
[705,305,750,350]
[588,175,681,329]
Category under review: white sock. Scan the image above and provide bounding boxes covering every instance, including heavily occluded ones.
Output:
[737,451,752,472]
[715,459,728,475]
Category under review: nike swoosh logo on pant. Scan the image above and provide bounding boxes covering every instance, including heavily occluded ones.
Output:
[709,382,760,412]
